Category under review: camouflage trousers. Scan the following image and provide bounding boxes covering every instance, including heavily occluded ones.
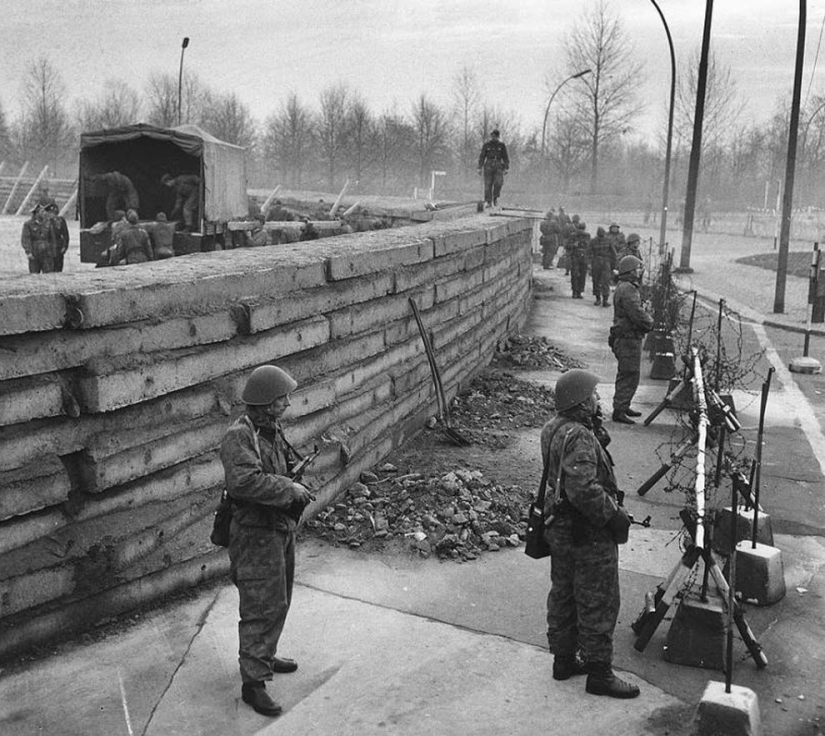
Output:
[612,336,642,413]
[229,521,295,683]
[545,520,619,663]
[570,257,588,295]
[591,259,612,302]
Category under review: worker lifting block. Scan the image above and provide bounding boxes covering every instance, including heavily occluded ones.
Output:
[734,541,786,606]
[664,592,727,670]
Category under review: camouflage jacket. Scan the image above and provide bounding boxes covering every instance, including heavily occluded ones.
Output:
[613,277,654,337]
[540,414,621,529]
[220,414,299,531]
[21,215,57,259]
[588,236,617,268]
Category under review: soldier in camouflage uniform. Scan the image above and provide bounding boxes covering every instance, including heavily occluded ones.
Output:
[21,203,58,273]
[541,369,638,699]
[606,222,625,255]
[617,232,642,262]
[611,256,654,424]
[220,365,314,717]
[569,222,590,299]
[540,210,561,269]
[588,227,617,306]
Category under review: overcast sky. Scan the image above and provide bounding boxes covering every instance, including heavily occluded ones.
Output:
[3,0,825,144]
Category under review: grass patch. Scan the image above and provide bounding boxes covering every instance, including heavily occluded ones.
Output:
[736,251,813,278]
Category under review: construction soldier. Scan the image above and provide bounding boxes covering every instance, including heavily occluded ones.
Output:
[21,202,58,273]
[540,210,561,269]
[246,214,270,247]
[588,226,617,307]
[220,365,314,718]
[147,212,175,259]
[541,369,638,698]
[45,198,69,272]
[477,129,509,209]
[569,222,590,299]
[87,171,140,222]
[111,209,154,264]
[606,222,626,255]
[618,233,642,262]
[161,173,200,232]
[610,255,654,424]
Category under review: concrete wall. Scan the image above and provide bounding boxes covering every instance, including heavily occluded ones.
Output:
[0,214,533,659]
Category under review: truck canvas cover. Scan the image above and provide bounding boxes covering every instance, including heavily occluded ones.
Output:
[79,123,247,227]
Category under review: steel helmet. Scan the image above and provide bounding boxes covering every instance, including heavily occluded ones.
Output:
[241,365,298,405]
[618,255,642,275]
[627,233,641,244]
[609,222,620,231]
[554,369,600,412]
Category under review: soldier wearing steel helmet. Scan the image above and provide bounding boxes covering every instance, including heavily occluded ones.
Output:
[541,369,638,699]
[610,256,654,424]
[618,232,642,262]
[220,365,314,717]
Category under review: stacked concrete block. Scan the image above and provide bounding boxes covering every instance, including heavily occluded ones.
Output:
[0,213,534,658]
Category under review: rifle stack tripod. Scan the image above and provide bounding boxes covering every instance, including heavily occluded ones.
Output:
[631,336,770,677]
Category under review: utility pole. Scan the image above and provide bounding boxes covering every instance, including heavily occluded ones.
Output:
[677,0,714,273]
[774,0,807,314]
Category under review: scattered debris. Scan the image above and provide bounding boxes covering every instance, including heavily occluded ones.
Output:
[492,334,583,371]
[302,467,532,562]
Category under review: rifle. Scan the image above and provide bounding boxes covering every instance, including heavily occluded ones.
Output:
[285,444,321,520]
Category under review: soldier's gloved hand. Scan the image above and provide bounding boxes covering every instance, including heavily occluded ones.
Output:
[291,482,314,507]
[607,507,631,545]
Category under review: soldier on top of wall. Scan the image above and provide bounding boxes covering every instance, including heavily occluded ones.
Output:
[477,129,509,209]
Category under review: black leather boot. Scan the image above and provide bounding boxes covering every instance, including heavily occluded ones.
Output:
[241,682,283,716]
[585,662,640,699]
[553,654,587,681]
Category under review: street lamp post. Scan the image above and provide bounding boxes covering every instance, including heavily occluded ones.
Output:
[649,0,676,255]
[540,69,592,159]
[177,36,190,126]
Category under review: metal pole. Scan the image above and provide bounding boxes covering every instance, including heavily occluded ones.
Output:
[540,69,592,158]
[677,0,714,273]
[177,37,190,126]
[774,0,806,314]
[650,0,676,256]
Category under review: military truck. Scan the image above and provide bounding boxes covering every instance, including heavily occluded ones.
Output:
[78,123,248,262]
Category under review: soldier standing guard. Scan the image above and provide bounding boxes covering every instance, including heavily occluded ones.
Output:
[610,256,654,424]
[541,369,639,698]
[477,129,509,209]
[45,198,70,272]
[21,203,58,273]
[220,365,314,718]
[588,227,617,307]
[569,222,590,299]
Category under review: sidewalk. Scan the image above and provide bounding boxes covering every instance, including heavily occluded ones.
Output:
[2,257,824,736]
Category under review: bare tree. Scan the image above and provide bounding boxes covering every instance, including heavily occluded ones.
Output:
[345,94,375,187]
[451,66,482,183]
[317,83,350,189]
[564,0,644,193]
[199,91,257,148]
[547,112,590,192]
[0,98,12,161]
[410,94,450,186]
[76,79,143,131]
[14,56,75,170]
[145,72,178,127]
[673,48,744,155]
[376,108,414,193]
[261,93,314,187]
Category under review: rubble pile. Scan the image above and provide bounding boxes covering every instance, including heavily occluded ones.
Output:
[492,334,583,371]
[449,368,556,444]
[302,466,532,561]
